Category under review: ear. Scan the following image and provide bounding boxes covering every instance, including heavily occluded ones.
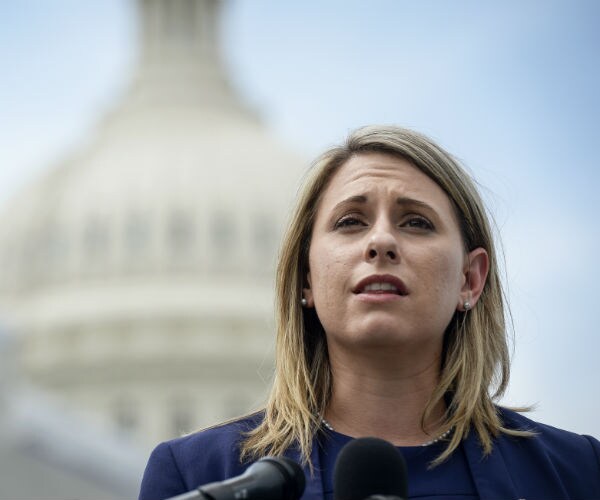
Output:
[458,247,489,311]
[302,271,314,308]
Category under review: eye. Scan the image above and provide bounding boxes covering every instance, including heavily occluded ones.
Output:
[334,215,366,230]
[401,216,434,231]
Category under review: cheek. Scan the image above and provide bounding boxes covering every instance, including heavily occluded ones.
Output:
[417,247,464,303]
[309,243,353,306]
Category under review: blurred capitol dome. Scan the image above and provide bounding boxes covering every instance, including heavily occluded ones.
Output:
[0,0,304,452]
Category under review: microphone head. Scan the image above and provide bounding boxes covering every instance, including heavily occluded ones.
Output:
[258,456,306,500]
[333,437,407,500]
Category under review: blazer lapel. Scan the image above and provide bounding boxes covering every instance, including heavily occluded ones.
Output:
[463,431,520,500]
[284,440,324,500]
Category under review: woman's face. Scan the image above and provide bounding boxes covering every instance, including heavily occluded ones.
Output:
[304,152,485,353]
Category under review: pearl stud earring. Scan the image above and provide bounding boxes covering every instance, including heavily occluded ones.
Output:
[301,298,308,307]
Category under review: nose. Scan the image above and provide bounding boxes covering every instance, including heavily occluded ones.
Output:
[365,226,399,263]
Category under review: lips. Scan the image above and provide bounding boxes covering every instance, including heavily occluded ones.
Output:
[353,274,408,296]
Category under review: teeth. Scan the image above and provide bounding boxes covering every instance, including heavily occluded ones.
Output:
[363,282,398,292]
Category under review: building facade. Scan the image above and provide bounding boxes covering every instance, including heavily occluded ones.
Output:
[0,0,304,455]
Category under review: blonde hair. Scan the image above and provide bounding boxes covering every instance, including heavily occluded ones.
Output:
[241,125,529,467]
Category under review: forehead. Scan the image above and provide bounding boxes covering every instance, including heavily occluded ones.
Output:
[319,152,454,211]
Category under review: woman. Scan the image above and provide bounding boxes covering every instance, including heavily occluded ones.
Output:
[139,126,600,500]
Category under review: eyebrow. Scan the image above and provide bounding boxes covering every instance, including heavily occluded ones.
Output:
[332,195,436,213]
[395,196,436,212]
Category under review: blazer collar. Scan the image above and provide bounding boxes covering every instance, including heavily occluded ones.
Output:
[285,428,529,500]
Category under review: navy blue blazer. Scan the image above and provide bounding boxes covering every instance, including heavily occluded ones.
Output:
[139,408,600,500]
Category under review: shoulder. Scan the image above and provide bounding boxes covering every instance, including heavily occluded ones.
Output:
[159,412,263,474]
[498,406,600,454]
[495,407,600,494]
[138,412,264,500]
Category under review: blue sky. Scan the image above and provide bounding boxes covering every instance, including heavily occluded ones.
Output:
[1,1,599,436]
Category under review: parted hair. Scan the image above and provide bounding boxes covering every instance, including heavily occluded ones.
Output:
[241,125,529,467]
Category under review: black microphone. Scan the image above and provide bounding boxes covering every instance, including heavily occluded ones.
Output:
[334,437,408,500]
[166,456,305,500]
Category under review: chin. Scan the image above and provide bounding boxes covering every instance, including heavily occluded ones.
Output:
[346,325,414,348]
[333,320,443,351]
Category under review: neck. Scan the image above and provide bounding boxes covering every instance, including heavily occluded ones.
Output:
[324,346,447,446]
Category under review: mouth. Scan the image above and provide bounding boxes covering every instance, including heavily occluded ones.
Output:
[353,274,408,296]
